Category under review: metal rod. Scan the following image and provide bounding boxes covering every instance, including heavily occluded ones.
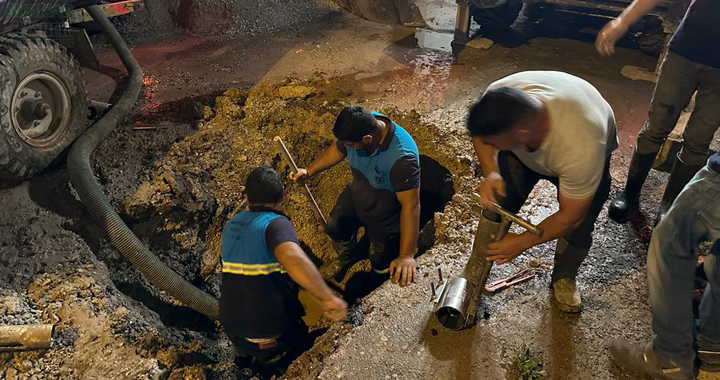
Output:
[0,324,54,352]
[274,136,328,228]
[471,193,543,236]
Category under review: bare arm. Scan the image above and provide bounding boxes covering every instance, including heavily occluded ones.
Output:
[275,242,347,320]
[596,0,666,55]
[388,187,421,286]
[292,143,347,182]
[486,192,593,264]
[397,187,421,258]
[472,136,506,208]
[473,136,499,175]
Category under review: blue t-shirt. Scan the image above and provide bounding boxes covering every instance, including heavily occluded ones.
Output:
[336,112,421,233]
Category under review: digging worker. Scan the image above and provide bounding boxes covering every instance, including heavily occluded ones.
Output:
[219,166,347,376]
[291,105,421,287]
[470,71,617,313]
[596,0,720,224]
[609,151,720,380]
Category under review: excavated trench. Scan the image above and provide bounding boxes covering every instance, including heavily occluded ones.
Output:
[102,75,467,376]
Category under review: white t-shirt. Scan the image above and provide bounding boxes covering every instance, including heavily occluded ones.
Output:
[488,71,618,199]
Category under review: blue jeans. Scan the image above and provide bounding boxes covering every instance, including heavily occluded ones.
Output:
[649,163,720,373]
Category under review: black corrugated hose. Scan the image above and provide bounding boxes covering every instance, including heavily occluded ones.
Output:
[67,5,219,320]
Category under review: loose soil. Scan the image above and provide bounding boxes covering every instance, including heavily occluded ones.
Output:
[3,1,720,379]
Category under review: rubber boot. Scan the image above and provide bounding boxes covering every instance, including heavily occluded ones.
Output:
[609,341,695,380]
[330,234,369,283]
[654,153,704,225]
[608,150,657,223]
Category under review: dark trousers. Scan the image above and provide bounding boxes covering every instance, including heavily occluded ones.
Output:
[227,321,309,378]
[325,184,400,271]
[497,151,612,283]
[636,52,720,166]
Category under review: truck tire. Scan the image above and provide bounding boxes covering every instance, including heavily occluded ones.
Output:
[0,36,87,180]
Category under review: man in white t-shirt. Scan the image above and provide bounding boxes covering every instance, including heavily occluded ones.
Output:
[469,71,618,313]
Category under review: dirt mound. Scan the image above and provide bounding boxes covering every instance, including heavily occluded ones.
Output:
[1,76,478,380]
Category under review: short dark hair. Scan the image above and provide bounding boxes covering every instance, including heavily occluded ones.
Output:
[466,86,538,136]
[333,105,377,142]
[245,166,283,204]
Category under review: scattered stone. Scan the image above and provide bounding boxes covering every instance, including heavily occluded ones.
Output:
[5,367,18,380]
[20,360,32,373]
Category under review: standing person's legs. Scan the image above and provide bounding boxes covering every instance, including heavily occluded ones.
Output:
[609,52,702,223]
[658,64,720,218]
[696,168,720,372]
[699,252,720,372]
[636,52,702,157]
[325,184,366,281]
[609,165,719,379]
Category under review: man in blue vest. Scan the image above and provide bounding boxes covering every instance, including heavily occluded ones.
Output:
[292,105,422,287]
[220,166,347,377]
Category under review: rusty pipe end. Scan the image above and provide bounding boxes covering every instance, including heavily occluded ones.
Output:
[0,324,55,352]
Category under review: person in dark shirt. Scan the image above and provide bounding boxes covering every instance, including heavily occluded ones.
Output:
[220,166,347,377]
[596,0,720,224]
[608,152,720,379]
[291,105,422,287]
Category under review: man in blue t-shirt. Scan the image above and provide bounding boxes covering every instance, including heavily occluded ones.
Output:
[220,166,346,377]
[292,105,421,287]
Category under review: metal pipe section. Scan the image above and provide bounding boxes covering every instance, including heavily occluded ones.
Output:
[0,324,54,352]
[67,5,219,320]
[435,210,509,330]
[274,136,328,228]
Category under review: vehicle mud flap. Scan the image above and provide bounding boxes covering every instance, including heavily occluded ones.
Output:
[332,0,428,27]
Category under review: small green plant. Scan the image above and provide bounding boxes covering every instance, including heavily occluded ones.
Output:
[507,344,546,380]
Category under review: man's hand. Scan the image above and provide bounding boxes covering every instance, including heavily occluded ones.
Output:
[289,168,309,182]
[321,295,348,322]
[596,18,627,56]
[389,256,417,287]
[486,233,528,264]
[479,171,506,208]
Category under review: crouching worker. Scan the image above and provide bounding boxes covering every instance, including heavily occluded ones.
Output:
[220,166,347,378]
[291,105,421,287]
[469,71,617,313]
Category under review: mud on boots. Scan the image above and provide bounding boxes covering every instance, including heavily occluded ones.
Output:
[291,105,422,287]
[468,71,615,313]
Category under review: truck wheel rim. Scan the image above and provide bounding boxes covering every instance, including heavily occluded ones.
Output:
[11,71,71,148]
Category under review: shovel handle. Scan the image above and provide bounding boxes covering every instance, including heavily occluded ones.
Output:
[274,136,328,228]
